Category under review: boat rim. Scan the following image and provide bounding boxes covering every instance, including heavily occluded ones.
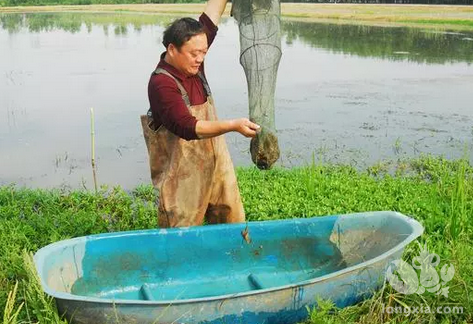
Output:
[34,210,424,305]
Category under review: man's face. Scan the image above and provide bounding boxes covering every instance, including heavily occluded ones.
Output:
[169,33,208,76]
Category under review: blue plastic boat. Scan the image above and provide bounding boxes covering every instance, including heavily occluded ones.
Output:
[34,211,423,324]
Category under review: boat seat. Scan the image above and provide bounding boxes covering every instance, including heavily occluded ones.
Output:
[248,274,264,290]
[140,284,155,300]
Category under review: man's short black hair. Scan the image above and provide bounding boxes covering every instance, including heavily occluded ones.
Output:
[162,17,205,50]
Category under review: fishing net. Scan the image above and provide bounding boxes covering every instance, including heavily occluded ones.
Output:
[231,0,282,170]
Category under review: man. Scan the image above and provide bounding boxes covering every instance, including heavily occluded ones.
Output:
[141,0,260,228]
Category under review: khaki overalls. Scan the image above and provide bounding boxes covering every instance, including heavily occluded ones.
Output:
[141,68,245,227]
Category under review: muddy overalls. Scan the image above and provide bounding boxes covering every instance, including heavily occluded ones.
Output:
[141,68,245,228]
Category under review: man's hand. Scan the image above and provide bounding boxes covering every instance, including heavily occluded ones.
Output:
[204,0,229,26]
[231,118,260,138]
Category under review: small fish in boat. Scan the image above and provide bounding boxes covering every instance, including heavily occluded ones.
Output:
[241,222,251,244]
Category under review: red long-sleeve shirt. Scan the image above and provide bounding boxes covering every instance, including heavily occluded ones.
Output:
[147,13,218,140]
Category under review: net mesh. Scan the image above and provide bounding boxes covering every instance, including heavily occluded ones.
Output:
[232,0,282,170]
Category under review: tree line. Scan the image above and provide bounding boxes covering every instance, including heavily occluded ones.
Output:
[1,0,472,7]
[287,0,472,4]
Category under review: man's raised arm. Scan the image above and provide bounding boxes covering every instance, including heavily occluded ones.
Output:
[204,0,228,26]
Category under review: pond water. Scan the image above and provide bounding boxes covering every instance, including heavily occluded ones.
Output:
[1,12,473,189]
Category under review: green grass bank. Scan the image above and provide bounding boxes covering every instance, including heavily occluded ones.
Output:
[0,155,472,323]
[1,3,473,31]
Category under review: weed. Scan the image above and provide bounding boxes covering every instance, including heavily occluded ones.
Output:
[0,156,472,323]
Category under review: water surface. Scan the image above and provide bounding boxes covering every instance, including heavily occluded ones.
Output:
[1,13,472,189]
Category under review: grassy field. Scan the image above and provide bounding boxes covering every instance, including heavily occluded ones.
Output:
[1,3,473,30]
[0,155,472,323]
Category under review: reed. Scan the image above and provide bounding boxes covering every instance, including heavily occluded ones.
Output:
[448,157,468,240]
[90,107,98,193]
[2,281,22,324]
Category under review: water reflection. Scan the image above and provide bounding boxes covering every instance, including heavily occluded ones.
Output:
[0,12,173,34]
[1,12,473,63]
[283,21,473,64]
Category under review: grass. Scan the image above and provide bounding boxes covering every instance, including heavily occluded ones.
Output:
[0,3,473,31]
[0,155,472,323]
[398,19,473,27]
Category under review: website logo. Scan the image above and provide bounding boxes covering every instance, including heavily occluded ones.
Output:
[386,245,455,297]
